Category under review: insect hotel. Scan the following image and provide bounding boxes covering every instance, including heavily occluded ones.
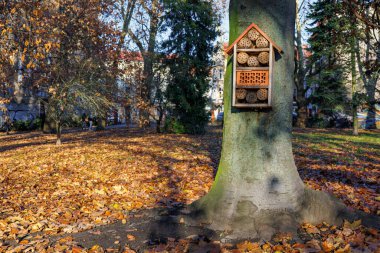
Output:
[225,23,283,108]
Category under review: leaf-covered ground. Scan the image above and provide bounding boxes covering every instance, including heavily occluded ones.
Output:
[0,126,379,252]
[293,129,380,215]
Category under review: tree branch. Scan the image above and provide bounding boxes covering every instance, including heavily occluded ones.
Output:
[128,29,145,53]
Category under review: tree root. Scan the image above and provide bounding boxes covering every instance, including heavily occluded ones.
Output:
[182,188,380,241]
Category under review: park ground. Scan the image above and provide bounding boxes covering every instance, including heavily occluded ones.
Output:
[0,126,379,252]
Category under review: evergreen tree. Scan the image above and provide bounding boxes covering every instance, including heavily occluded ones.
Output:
[307,0,348,116]
[161,0,220,134]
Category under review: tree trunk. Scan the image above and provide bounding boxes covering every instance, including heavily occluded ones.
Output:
[192,0,348,240]
[156,107,163,133]
[43,116,56,134]
[113,109,118,125]
[5,121,10,135]
[294,0,308,128]
[140,55,154,127]
[355,26,378,130]
[350,33,359,136]
[131,0,160,128]
[353,106,359,135]
[156,118,161,133]
[365,90,377,129]
[56,121,62,145]
[98,114,107,130]
[125,105,131,129]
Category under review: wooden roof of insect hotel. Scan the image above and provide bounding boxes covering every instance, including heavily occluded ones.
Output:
[225,22,283,55]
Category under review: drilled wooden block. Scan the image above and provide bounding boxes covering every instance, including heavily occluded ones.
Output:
[237,71,269,86]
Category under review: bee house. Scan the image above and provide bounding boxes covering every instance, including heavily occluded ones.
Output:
[225,23,283,108]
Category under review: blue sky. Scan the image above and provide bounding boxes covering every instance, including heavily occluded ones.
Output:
[221,13,229,42]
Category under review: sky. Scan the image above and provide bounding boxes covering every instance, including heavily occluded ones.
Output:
[221,12,229,42]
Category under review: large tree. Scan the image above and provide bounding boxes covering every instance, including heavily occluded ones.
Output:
[191,0,351,239]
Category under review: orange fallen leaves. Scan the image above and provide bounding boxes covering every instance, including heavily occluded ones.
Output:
[303,223,321,234]
[127,234,136,241]
[321,240,335,252]
[72,246,85,253]
[0,127,379,252]
[236,241,260,252]
[0,129,217,245]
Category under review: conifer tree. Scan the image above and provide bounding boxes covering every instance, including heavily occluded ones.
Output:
[162,0,220,134]
[307,0,348,117]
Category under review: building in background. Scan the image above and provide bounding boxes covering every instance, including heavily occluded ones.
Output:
[0,57,45,128]
[208,43,227,122]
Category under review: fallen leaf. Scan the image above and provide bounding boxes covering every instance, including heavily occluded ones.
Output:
[127,234,135,241]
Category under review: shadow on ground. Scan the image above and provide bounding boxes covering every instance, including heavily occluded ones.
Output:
[50,206,222,252]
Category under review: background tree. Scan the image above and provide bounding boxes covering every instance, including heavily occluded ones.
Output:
[0,1,55,132]
[192,0,350,239]
[162,0,220,134]
[305,0,378,132]
[107,0,137,128]
[0,0,118,143]
[346,0,379,129]
[151,64,169,133]
[44,0,118,144]
[306,0,349,122]
[294,0,311,128]
[127,0,163,127]
[344,1,362,135]
[113,0,137,65]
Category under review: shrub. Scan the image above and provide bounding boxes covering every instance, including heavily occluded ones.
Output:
[12,118,42,131]
[164,117,186,134]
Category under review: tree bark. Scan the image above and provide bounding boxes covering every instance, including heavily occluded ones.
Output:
[191,0,349,240]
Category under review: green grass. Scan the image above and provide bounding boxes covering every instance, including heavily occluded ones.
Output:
[293,129,380,151]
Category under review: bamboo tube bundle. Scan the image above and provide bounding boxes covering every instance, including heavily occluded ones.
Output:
[246,91,258,104]
[237,52,249,64]
[236,89,247,100]
[238,37,253,49]
[256,36,269,48]
[258,52,269,64]
[248,29,260,41]
[257,88,268,101]
[247,56,260,67]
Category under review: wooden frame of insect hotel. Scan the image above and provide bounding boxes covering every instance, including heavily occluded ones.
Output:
[225,23,283,108]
